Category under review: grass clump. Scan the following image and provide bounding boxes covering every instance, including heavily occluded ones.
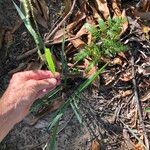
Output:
[74,17,127,70]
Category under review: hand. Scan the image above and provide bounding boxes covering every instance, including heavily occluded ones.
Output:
[0,70,60,141]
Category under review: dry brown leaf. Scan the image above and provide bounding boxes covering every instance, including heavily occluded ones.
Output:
[111,0,128,35]
[127,108,138,128]
[76,25,88,37]
[32,0,49,28]
[71,38,85,49]
[122,129,135,149]
[120,71,132,82]
[91,140,100,150]
[141,90,150,102]
[136,11,150,20]
[142,26,150,39]
[49,29,68,44]
[84,59,97,78]
[121,10,128,34]
[137,0,150,12]
[119,90,133,98]
[112,0,122,16]
[135,0,150,20]
[95,0,110,19]
[112,57,122,65]
[66,11,86,33]
[133,144,144,150]
[90,5,102,21]
[122,130,145,150]
[118,52,127,59]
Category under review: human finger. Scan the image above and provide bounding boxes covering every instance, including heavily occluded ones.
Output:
[12,70,55,82]
[23,70,55,80]
[28,78,58,92]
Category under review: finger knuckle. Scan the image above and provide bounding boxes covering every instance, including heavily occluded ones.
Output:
[12,72,22,79]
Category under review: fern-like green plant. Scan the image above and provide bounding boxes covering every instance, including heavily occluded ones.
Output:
[74,17,127,70]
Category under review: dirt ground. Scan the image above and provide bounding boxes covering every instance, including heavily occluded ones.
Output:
[0,0,150,150]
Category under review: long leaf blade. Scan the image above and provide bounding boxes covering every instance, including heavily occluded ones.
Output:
[48,113,63,131]
[70,101,82,124]
[47,120,59,150]
[45,48,56,73]
[78,63,107,93]
[12,0,37,39]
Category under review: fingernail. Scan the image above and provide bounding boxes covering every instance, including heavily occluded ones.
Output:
[54,72,60,79]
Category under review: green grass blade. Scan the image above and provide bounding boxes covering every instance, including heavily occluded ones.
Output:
[70,100,82,124]
[48,113,63,131]
[48,99,71,130]
[45,48,56,73]
[78,63,107,93]
[12,0,44,60]
[145,108,150,112]
[12,0,37,40]
[47,120,59,150]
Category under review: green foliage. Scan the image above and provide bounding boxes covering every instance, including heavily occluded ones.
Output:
[75,17,127,69]
[145,108,150,112]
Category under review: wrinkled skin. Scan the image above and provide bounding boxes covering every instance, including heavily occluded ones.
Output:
[0,70,60,141]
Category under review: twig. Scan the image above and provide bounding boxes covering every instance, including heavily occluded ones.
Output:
[45,0,77,41]
[131,51,149,149]
[16,48,37,60]
[46,16,62,35]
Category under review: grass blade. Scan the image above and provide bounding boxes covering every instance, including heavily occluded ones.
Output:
[12,0,38,40]
[47,120,59,150]
[70,100,82,124]
[78,63,107,92]
[45,48,56,73]
[48,113,63,131]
